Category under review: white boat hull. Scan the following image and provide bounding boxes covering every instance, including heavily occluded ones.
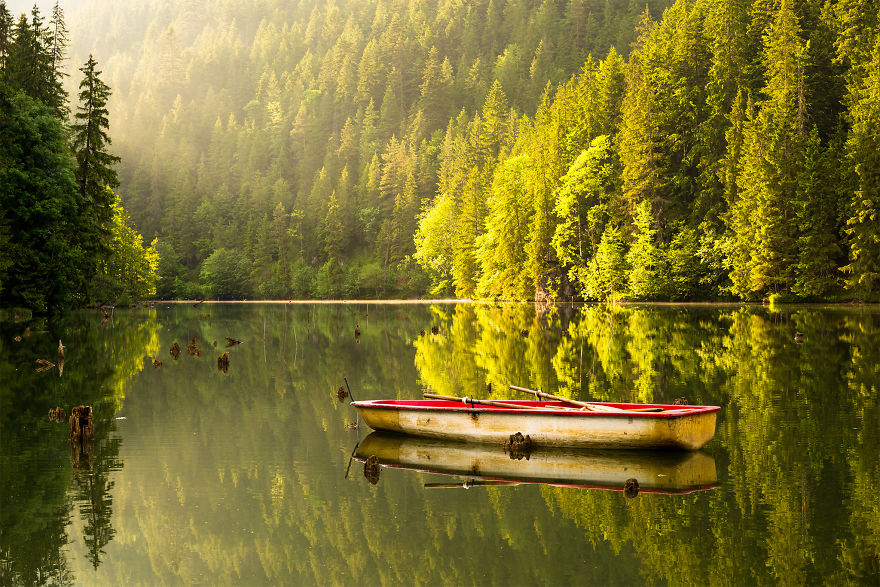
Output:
[352,400,719,450]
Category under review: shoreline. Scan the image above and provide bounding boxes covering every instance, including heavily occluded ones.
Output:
[148,299,880,308]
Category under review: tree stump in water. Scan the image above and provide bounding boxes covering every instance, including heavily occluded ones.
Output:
[363,455,381,485]
[217,352,230,374]
[68,405,94,444]
[623,477,640,498]
[503,432,533,460]
[186,337,201,357]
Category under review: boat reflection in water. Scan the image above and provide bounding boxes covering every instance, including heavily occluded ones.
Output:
[354,432,719,494]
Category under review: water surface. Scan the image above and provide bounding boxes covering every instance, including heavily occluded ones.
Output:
[1,302,878,585]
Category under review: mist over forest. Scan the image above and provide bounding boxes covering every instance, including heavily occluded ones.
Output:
[2,0,879,309]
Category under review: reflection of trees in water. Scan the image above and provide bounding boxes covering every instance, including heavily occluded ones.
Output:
[72,432,123,571]
[535,307,880,585]
[4,304,877,584]
[411,303,880,584]
[0,309,157,583]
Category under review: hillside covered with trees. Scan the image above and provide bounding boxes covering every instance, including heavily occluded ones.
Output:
[0,1,158,313]
[63,0,675,300]
[5,0,880,306]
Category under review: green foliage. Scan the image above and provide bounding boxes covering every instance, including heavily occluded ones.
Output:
[552,135,619,295]
[200,248,252,300]
[101,192,159,301]
[477,154,533,299]
[840,32,880,297]
[69,0,670,301]
[662,225,705,300]
[626,200,661,299]
[311,259,345,299]
[584,224,628,300]
[2,6,67,119]
[154,240,185,300]
[69,54,121,303]
[4,0,871,302]
[0,86,80,312]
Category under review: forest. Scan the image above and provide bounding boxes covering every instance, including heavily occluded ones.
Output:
[2,0,879,309]
[0,0,158,313]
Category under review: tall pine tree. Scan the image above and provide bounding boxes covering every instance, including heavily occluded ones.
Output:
[70,55,120,301]
[841,33,880,296]
[730,0,809,296]
[0,1,13,75]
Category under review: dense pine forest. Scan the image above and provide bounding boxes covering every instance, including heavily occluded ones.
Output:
[1,0,158,313]
[2,0,879,309]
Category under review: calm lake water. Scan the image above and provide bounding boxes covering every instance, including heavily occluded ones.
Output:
[1,302,878,585]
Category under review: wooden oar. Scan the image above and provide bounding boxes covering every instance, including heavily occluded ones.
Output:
[423,393,562,411]
[509,385,603,411]
[425,480,520,489]
[509,385,664,412]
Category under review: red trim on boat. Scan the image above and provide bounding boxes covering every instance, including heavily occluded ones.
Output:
[351,399,720,418]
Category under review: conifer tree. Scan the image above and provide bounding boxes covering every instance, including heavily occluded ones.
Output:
[584,224,627,300]
[841,34,880,296]
[627,200,661,299]
[45,1,68,119]
[524,87,561,297]
[730,0,809,296]
[552,135,618,296]
[699,0,749,219]
[418,46,453,129]
[478,154,533,298]
[594,47,627,137]
[618,10,663,216]
[0,86,80,312]
[5,14,41,99]
[792,128,842,296]
[71,55,120,297]
[0,1,13,75]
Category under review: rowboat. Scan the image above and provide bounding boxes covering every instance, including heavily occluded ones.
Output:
[354,432,719,494]
[350,397,720,450]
